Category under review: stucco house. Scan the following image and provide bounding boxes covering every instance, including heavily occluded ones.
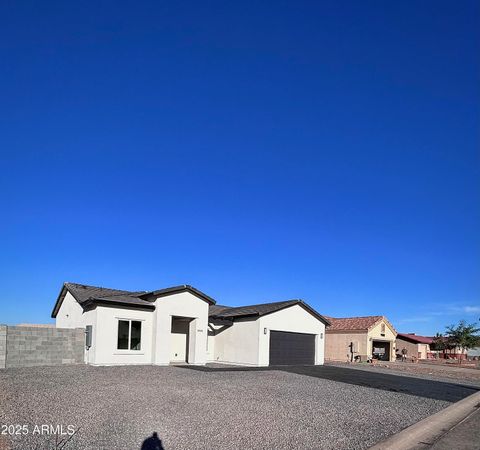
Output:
[52,282,330,367]
[396,333,432,360]
[324,315,397,362]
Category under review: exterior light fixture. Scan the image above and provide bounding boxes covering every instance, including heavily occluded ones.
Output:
[264,328,267,335]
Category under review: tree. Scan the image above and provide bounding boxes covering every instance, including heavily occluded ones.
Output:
[432,332,447,352]
[444,320,480,363]
[432,332,455,358]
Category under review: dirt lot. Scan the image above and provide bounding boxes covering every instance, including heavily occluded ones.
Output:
[0,364,478,450]
[327,360,480,385]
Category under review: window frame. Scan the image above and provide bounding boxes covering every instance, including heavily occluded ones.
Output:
[116,319,143,352]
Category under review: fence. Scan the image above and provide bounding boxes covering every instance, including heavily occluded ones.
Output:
[0,325,84,368]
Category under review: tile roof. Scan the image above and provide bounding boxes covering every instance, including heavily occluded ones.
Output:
[51,282,216,318]
[209,300,330,325]
[64,282,147,304]
[209,305,233,316]
[325,315,383,331]
[139,285,216,305]
[397,333,433,344]
[52,282,328,327]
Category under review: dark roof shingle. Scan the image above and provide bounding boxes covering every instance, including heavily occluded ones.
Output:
[209,300,330,325]
[52,282,216,318]
[64,282,146,304]
[139,285,216,305]
[53,283,328,327]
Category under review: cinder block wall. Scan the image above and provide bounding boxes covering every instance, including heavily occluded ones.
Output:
[0,325,6,368]
[0,325,84,368]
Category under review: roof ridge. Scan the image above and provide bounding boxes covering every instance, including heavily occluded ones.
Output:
[220,299,301,310]
[329,315,382,320]
[64,282,140,294]
[139,285,216,305]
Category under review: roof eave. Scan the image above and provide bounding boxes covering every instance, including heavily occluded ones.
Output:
[326,328,369,333]
[219,313,260,321]
[397,334,432,344]
[82,298,156,311]
[51,284,69,318]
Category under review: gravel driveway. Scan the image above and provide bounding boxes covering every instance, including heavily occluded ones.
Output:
[0,364,477,450]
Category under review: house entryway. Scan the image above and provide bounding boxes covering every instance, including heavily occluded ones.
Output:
[170,317,191,363]
[372,340,391,361]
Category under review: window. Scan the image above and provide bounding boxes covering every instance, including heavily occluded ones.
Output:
[117,320,142,351]
[381,323,386,337]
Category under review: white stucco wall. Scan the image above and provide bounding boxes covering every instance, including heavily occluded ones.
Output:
[92,306,154,365]
[206,328,216,361]
[213,319,260,365]
[258,304,326,366]
[55,289,325,367]
[56,291,96,363]
[56,292,85,328]
[56,290,210,366]
[211,304,326,366]
[152,292,209,366]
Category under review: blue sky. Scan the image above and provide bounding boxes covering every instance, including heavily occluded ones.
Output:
[0,1,479,335]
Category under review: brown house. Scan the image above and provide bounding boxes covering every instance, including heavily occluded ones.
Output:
[396,333,468,360]
[325,316,397,362]
[396,333,432,360]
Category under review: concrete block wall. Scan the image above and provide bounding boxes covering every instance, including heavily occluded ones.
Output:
[0,325,6,369]
[0,325,84,369]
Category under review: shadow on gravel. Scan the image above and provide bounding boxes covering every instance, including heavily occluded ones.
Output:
[141,432,165,450]
[179,365,478,402]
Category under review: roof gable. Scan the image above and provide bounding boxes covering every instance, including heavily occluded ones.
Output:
[51,282,153,318]
[370,317,397,336]
[139,285,216,305]
[52,282,216,318]
[209,300,330,325]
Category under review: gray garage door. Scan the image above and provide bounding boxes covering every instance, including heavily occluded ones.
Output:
[269,331,315,365]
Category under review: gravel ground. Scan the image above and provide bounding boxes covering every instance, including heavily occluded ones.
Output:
[0,364,474,450]
[326,361,480,387]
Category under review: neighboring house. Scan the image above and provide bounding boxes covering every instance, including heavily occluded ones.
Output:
[396,333,432,360]
[325,316,397,362]
[52,282,329,367]
[429,336,469,361]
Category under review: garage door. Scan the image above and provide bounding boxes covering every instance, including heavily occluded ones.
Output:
[269,330,315,365]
